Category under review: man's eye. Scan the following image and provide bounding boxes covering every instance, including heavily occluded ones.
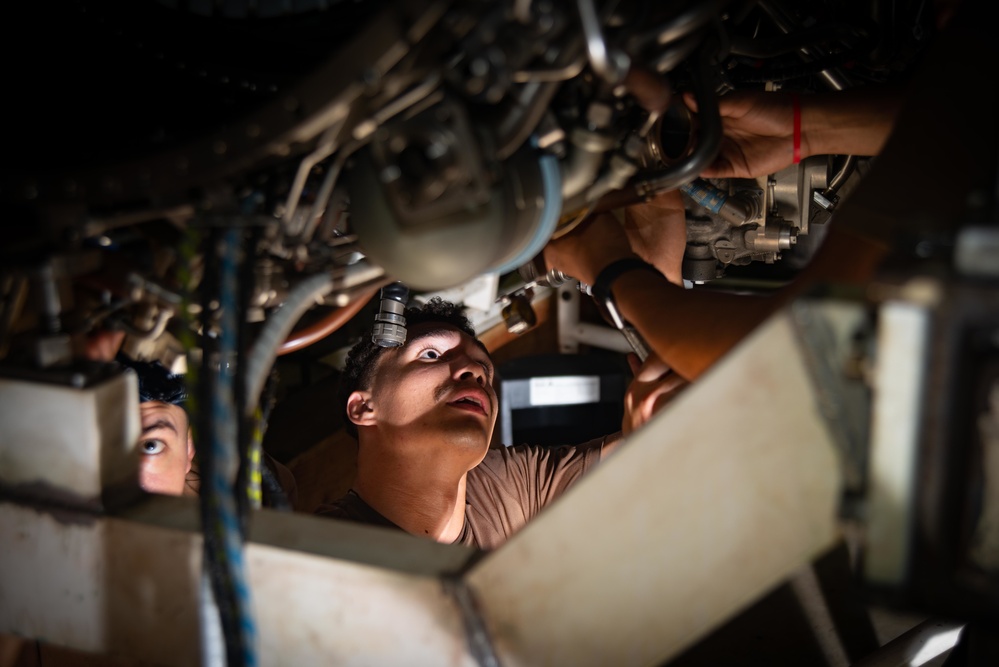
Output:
[418,349,441,360]
[141,439,166,455]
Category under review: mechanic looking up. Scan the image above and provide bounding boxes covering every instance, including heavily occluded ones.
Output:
[315,295,685,549]
[312,62,942,549]
[116,356,196,497]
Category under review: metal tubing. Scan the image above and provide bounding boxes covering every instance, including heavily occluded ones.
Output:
[244,261,387,416]
[758,0,851,91]
[824,155,858,198]
[495,36,583,160]
[630,1,721,51]
[576,0,628,85]
[277,286,379,356]
[730,23,869,59]
[561,128,616,200]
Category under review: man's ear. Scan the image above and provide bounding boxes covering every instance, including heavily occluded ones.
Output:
[346,390,376,427]
[185,430,195,474]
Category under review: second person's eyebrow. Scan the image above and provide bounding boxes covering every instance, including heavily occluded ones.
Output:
[142,419,178,435]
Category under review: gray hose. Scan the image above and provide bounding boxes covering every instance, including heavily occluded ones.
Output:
[243,273,333,417]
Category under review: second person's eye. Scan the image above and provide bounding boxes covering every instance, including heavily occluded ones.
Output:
[141,439,166,455]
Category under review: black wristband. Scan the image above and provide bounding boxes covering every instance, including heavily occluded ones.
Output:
[591,258,661,304]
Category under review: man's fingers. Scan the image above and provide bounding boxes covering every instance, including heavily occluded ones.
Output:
[699,156,735,179]
[634,355,671,382]
[682,91,698,112]
[627,353,641,376]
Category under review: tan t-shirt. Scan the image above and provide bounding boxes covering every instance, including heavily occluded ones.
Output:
[316,439,605,550]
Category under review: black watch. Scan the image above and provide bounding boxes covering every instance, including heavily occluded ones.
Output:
[591,258,661,310]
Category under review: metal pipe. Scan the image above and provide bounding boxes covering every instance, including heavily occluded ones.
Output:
[244,261,387,417]
[511,56,586,83]
[494,38,583,161]
[571,321,634,355]
[629,1,722,51]
[652,30,704,73]
[576,0,629,85]
[758,0,851,91]
[730,23,869,59]
[297,140,360,243]
[276,286,379,356]
[495,81,561,161]
[824,155,858,198]
[561,128,616,200]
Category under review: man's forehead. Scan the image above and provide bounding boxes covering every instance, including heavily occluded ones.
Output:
[139,401,187,427]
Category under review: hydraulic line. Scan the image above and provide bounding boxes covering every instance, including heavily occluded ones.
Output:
[244,261,387,418]
[244,273,333,417]
[198,226,258,667]
[629,45,723,198]
[277,285,379,356]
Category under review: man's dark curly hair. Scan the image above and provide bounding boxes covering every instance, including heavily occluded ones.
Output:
[116,354,188,408]
[338,297,477,438]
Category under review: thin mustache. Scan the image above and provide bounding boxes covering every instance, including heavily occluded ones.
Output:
[434,381,489,407]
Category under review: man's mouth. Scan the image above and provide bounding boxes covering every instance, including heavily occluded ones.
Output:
[447,389,490,417]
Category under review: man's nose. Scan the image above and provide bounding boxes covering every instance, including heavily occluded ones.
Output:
[453,356,485,385]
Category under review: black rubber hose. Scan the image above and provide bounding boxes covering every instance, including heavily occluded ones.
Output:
[261,463,292,511]
[634,46,723,195]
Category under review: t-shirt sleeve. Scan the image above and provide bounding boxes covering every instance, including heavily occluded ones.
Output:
[464,437,604,545]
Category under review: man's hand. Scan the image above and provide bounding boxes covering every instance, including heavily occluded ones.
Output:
[685,91,798,179]
[686,88,900,179]
[622,190,687,286]
[622,352,689,436]
[543,213,639,287]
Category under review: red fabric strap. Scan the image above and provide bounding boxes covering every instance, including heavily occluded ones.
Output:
[792,93,802,164]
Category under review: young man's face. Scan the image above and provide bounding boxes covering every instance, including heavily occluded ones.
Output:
[348,322,498,462]
[138,400,195,496]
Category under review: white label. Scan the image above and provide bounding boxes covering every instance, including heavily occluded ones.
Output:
[528,376,600,407]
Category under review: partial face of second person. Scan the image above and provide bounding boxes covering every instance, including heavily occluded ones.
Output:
[138,400,195,496]
[348,322,498,464]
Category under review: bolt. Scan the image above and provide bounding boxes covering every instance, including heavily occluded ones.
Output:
[470,57,489,77]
